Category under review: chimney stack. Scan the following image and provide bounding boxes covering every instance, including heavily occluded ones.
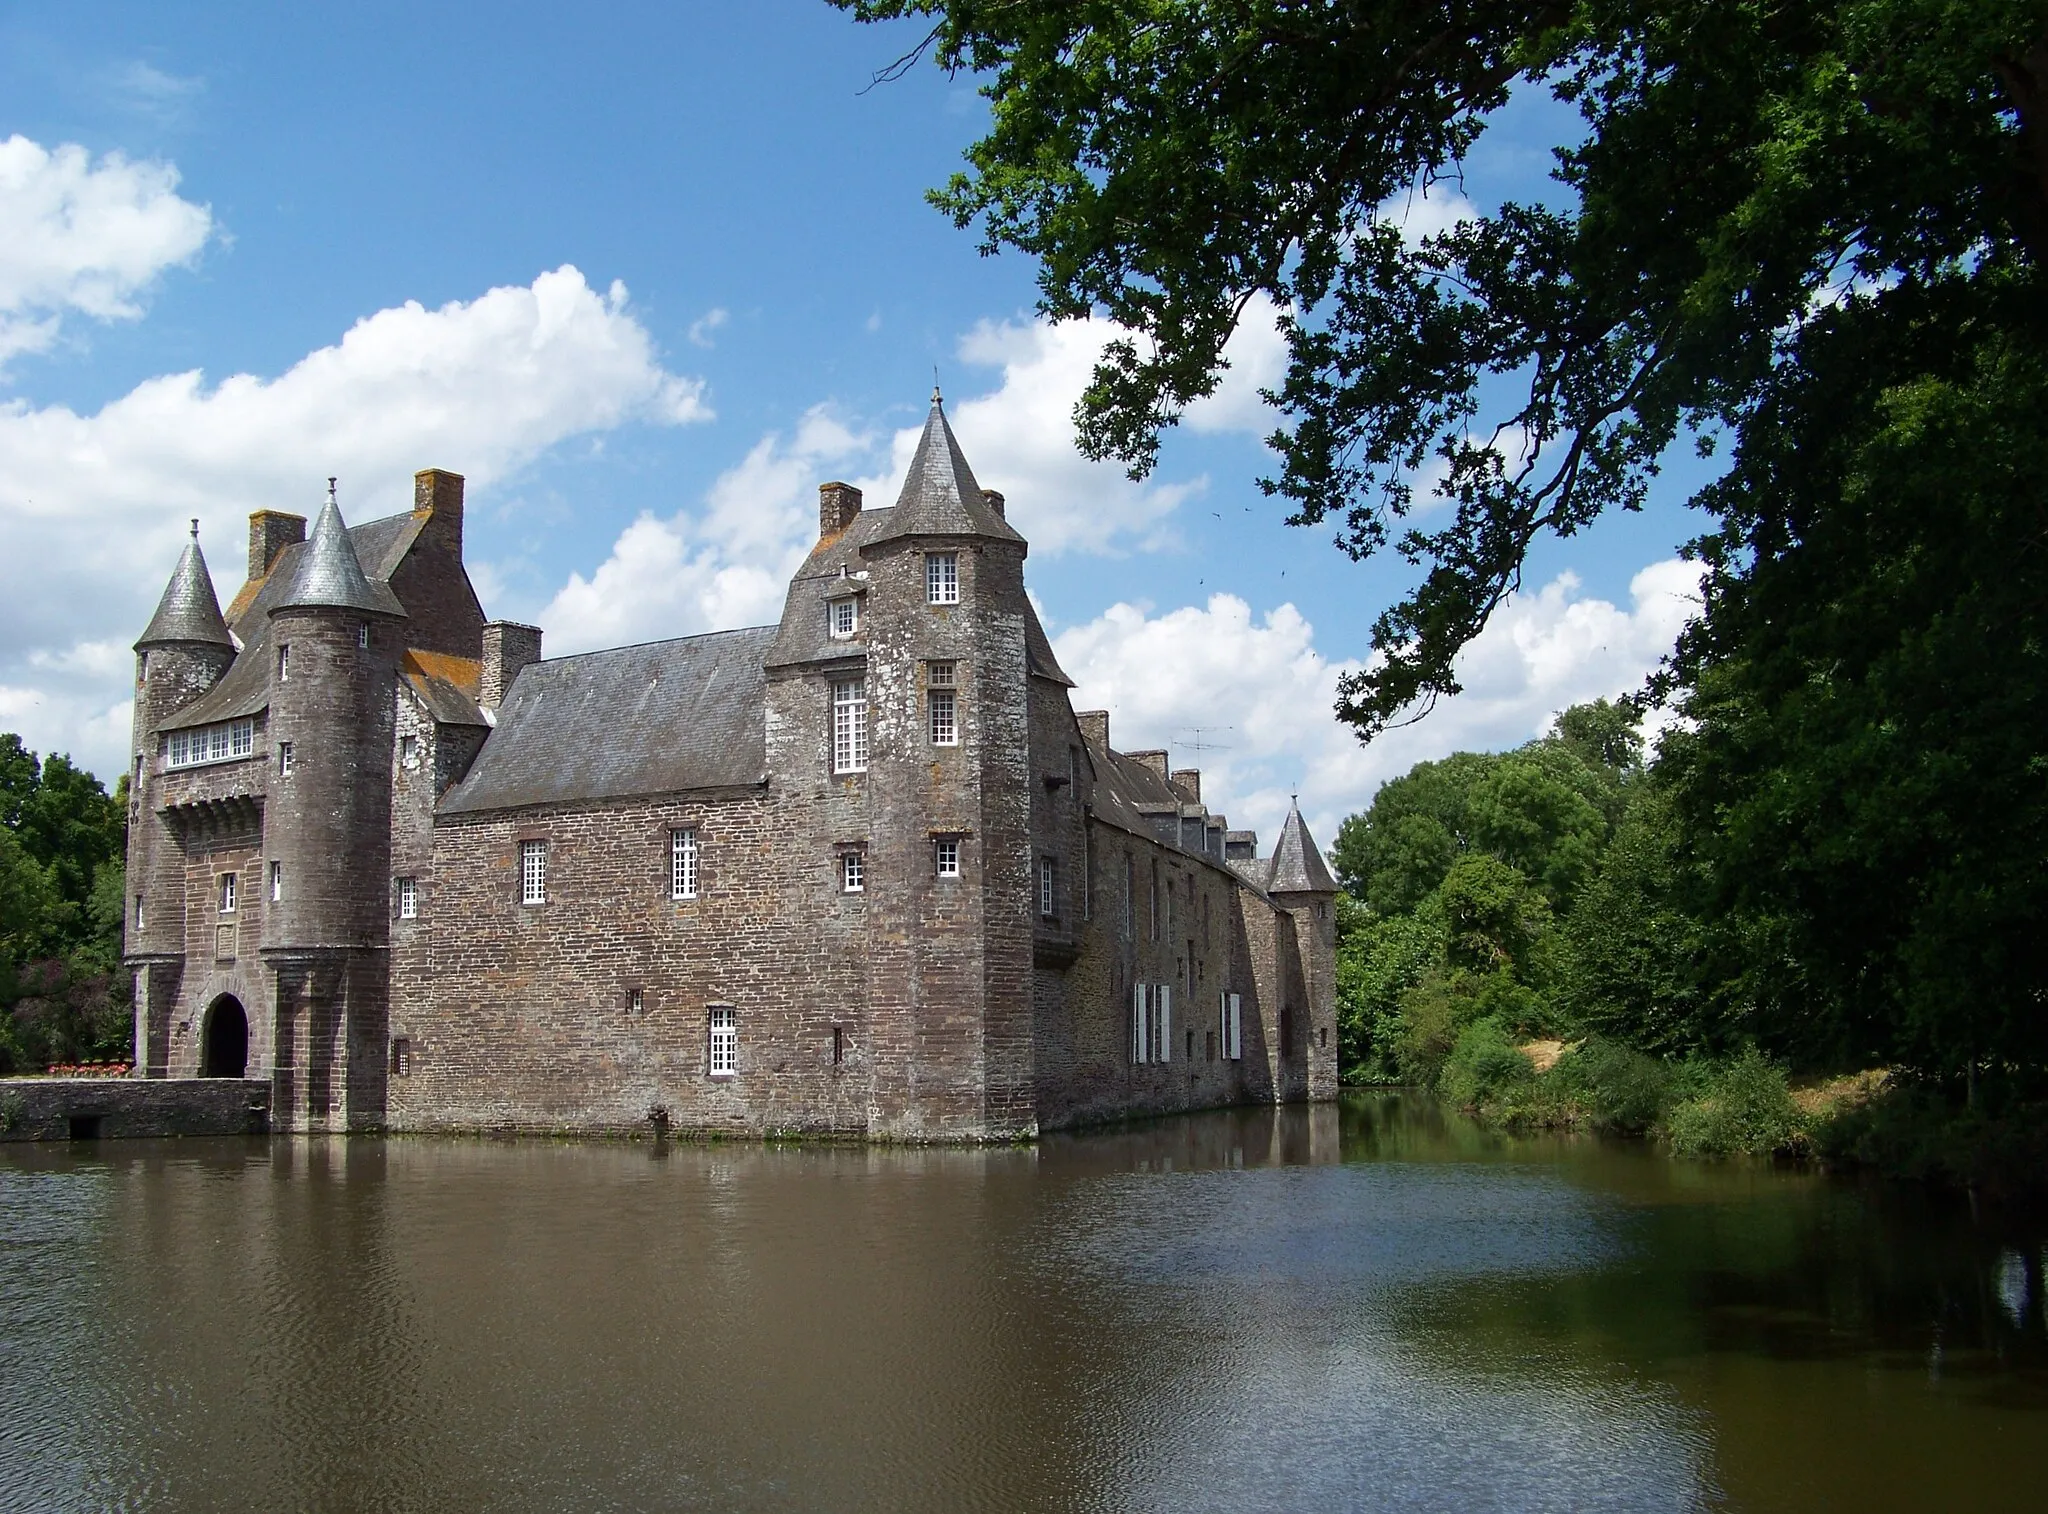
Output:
[819,482,863,539]
[1169,768,1202,804]
[1076,710,1109,751]
[982,488,1006,518]
[1130,749,1169,781]
[480,620,542,710]
[415,468,465,552]
[247,511,306,581]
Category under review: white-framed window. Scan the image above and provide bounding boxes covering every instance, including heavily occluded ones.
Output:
[399,734,420,768]
[520,840,548,905]
[708,1005,737,1077]
[357,624,370,650]
[929,687,958,746]
[841,851,864,893]
[269,861,282,902]
[934,837,961,878]
[278,644,291,682]
[390,1038,411,1076]
[1132,983,1151,1065]
[831,678,868,773]
[1155,984,1173,1063]
[628,988,644,1016]
[279,741,294,777]
[926,551,959,604]
[166,719,256,769]
[134,895,144,931]
[1039,856,1057,919]
[218,872,237,915]
[1224,992,1243,1060]
[827,597,860,638]
[397,876,419,920]
[670,828,699,900]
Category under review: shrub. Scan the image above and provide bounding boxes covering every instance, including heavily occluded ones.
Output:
[1440,1017,1535,1112]
[1550,1038,1672,1133]
[1665,1049,1805,1156]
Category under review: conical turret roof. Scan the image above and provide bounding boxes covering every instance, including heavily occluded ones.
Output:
[137,524,233,648]
[868,391,1024,547]
[274,490,405,617]
[1266,799,1340,895]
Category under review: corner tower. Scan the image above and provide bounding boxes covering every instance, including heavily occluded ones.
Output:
[1264,800,1342,1100]
[858,393,1037,1137]
[262,487,408,1131]
[127,523,238,1074]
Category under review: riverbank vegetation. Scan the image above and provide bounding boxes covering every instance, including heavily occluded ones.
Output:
[0,735,130,1076]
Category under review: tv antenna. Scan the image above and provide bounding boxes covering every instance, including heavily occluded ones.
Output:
[1177,726,1234,755]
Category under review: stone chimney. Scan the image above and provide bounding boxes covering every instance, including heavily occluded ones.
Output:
[819,482,862,539]
[1169,768,1202,804]
[1129,749,1169,781]
[1077,710,1109,751]
[248,511,306,581]
[415,468,465,550]
[480,620,542,710]
[982,488,1006,518]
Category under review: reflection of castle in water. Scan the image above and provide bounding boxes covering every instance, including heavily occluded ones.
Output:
[123,396,1339,1138]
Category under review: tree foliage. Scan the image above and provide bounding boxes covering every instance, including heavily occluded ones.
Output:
[833,0,2048,730]
[0,736,129,1074]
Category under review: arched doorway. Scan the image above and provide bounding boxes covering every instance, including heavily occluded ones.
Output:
[201,995,249,1078]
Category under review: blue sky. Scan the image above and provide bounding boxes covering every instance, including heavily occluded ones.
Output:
[0,0,1706,846]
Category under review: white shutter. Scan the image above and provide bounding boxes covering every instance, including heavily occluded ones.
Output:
[1133,982,1147,1064]
[1227,993,1243,1060]
[1158,985,1172,1063]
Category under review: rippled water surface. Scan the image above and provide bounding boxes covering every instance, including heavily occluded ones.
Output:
[3,1094,2045,1512]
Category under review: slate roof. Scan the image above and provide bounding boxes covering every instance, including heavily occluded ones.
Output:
[167,505,422,732]
[1266,802,1340,894]
[138,532,233,648]
[867,396,1025,547]
[439,627,776,815]
[276,498,407,617]
[403,651,488,728]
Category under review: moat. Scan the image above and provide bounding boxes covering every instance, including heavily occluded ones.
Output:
[2,1094,2043,1513]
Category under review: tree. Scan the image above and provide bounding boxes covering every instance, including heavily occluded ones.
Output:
[832,0,2048,732]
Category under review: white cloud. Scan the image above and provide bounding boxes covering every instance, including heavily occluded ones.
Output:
[1054,559,1701,850]
[539,404,869,655]
[0,134,213,364]
[1379,178,1479,245]
[687,306,729,348]
[0,264,709,781]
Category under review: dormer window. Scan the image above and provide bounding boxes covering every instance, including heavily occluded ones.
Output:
[926,552,959,605]
[828,597,860,639]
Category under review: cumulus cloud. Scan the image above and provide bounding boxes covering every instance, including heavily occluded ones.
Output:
[540,405,870,655]
[0,134,213,363]
[1379,178,1479,244]
[1054,559,1702,849]
[0,264,709,780]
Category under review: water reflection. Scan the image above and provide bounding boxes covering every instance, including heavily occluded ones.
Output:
[0,1095,2042,1512]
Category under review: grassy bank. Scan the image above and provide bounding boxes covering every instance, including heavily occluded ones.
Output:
[1404,1021,2048,1197]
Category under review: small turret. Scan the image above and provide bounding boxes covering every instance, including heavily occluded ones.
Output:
[1265,800,1340,897]
[1263,799,1340,1101]
[138,520,234,651]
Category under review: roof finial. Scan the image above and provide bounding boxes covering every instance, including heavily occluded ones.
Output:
[327,476,338,507]
[932,367,942,409]
[189,518,199,541]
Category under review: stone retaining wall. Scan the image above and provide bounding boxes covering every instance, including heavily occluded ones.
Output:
[0,1078,271,1141]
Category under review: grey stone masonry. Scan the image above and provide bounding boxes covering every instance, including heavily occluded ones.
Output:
[123,396,1340,1140]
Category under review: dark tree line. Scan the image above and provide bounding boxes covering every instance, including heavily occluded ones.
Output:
[1,736,130,1074]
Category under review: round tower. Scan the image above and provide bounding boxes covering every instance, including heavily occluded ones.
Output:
[261,485,407,1130]
[128,522,238,1071]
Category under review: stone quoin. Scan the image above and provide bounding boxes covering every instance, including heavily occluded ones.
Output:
[124,397,1339,1138]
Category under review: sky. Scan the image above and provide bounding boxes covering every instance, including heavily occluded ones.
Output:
[0,0,1710,850]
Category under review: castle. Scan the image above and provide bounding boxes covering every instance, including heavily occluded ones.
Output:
[123,395,1339,1139]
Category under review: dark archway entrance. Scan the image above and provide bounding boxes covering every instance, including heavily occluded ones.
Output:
[201,996,248,1078]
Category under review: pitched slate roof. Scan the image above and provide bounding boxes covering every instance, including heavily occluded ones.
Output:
[439,627,776,815]
[275,498,406,617]
[866,395,1025,548]
[138,530,234,647]
[1266,801,1340,894]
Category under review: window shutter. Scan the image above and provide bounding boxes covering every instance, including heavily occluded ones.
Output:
[1132,983,1147,1064]
[1158,985,1172,1063]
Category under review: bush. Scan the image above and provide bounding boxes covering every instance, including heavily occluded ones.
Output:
[1440,1017,1535,1111]
[1665,1049,1805,1157]
[1549,1038,1672,1134]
